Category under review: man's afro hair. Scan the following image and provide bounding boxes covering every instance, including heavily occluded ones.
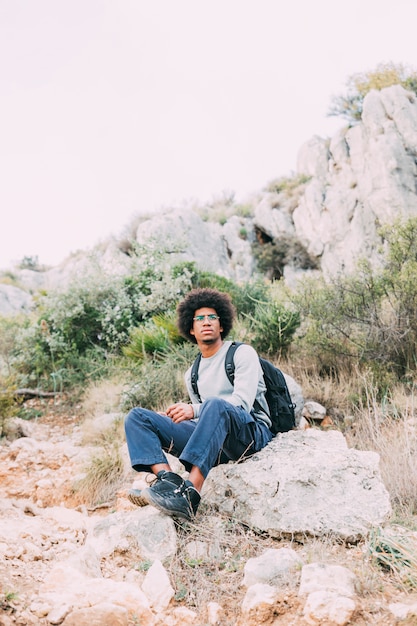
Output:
[177,288,236,344]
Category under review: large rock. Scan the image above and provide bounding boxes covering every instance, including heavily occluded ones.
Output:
[203,429,391,541]
[291,85,417,278]
[135,208,253,281]
[86,506,177,561]
[0,283,33,316]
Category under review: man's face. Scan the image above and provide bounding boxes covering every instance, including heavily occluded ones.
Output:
[190,307,223,345]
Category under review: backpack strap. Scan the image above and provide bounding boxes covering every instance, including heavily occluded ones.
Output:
[190,341,243,402]
[224,341,243,384]
[190,352,202,402]
[227,341,267,418]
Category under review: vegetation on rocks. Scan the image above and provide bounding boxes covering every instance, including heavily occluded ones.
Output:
[292,217,417,386]
[328,61,417,123]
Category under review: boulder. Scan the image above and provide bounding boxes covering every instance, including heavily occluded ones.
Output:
[135,208,250,280]
[85,506,177,561]
[0,283,33,316]
[203,429,391,541]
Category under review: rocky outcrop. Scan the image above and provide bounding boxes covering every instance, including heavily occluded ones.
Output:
[0,283,33,315]
[122,84,417,291]
[253,85,417,280]
[135,208,256,282]
[203,429,392,542]
[292,85,417,278]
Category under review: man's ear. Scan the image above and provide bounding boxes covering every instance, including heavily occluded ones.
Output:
[190,327,195,337]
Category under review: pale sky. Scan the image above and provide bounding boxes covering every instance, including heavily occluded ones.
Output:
[1,0,416,270]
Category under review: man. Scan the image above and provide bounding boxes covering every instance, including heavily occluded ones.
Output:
[124,287,272,521]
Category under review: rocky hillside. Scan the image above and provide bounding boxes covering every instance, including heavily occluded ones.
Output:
[2,84,417,315]
[2,402,417,625]
[2,84,417,623]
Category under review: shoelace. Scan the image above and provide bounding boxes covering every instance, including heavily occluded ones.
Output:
[172,482,197,505]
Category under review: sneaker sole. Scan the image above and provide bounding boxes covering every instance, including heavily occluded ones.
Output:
[128,492,149,507]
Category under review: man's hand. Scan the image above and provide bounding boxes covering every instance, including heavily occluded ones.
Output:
[166,402,194,423]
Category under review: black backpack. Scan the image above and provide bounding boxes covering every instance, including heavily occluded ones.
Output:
[190,341,296,435]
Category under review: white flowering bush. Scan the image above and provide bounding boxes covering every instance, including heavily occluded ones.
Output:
[9,248,194,390]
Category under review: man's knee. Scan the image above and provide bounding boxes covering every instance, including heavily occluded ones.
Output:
[124,407,151,432]
[200,397,228,413]
[198,397,237,424]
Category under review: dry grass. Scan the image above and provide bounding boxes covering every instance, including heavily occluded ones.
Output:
[279,354,360,415]
[367,526,417,591]
[165,504,300,622]
[344,380,417,521]
[80,376,125,419]
[80,412,125,447]
[75,383,127,505]
[73,444,125,507]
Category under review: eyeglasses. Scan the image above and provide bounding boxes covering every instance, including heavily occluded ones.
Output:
[193,314,220,323]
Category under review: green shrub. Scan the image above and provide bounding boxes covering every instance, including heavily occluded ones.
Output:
[0,383,20,437]
[8,250,194,391]
[368,526,417,590]
[242,296,300,358]
[10,322,110,392]
[122,312,185,363]
[235,203,254,218]
[252,237,317,280]
[192,190,237,224]
[17,255,42,270]
[0,315,27,378]
[265,173,311,196]
[121,343,198,412]
[292,269,389,380]
[36,267,186,356]
[190,270,269,317]
[292,217,417,386]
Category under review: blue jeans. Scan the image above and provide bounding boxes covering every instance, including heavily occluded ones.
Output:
[124,397,273,478]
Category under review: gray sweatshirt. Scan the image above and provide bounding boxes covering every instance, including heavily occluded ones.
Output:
[184,340,272,429]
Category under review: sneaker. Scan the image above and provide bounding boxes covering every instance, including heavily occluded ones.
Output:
[142,478,201,521]
[130,470,184,507]
[147,470,186,495]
